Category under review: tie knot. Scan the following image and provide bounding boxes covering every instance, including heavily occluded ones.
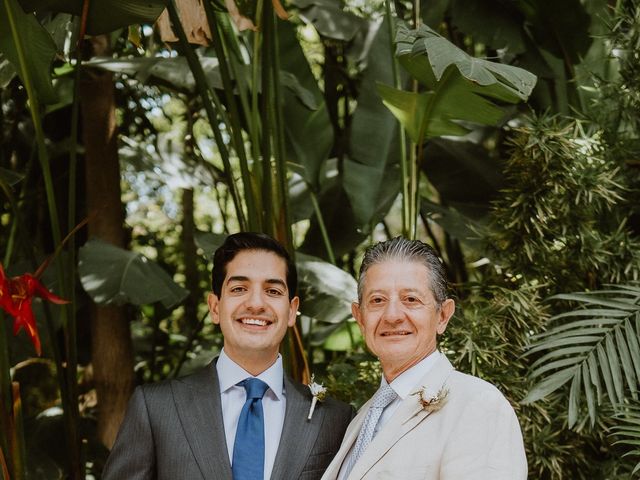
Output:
[371,384,397,409]
[241,378,269,400]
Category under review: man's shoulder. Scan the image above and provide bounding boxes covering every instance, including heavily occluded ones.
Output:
[447,369,513,407]
[135,363,216,399]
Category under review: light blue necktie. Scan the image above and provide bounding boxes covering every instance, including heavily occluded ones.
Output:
[232,378,270,480]
[342,384,398,478]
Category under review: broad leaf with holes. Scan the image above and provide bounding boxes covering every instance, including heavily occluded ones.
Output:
[377,22,537,143]
[523,285,640,428]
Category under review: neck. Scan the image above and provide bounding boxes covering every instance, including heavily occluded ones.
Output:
[224,348,278,376]
[382,348,437,383]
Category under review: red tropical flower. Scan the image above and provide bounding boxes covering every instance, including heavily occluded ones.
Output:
[0,263,68,356]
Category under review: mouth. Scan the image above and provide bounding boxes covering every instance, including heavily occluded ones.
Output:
[380,331,412,337]
[237,317,274,327]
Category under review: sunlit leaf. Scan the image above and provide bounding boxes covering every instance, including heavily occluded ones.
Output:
[78,239,188,309]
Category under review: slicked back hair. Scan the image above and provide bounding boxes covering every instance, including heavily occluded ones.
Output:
[357,236,448,305]
[211,232,297,300]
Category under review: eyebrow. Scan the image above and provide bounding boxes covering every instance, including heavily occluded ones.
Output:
[226,276,287,289]
[366,288,424,296]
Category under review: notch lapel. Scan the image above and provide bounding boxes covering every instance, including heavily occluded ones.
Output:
[347,355,454,480]
[270,377,322,479]
[322,398,373,479]
[172,362,233,479]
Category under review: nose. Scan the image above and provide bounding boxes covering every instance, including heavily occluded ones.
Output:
[244,288,266,312]
[381,298,403,323]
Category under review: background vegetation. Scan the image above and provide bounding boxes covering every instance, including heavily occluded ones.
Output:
[1,0,639,478]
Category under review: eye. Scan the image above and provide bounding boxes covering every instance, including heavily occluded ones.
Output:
[369,296,385,305]
[229,285,247,294]
[266,288,284,296]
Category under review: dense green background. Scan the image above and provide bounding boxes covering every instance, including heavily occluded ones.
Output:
[1,0,639,478]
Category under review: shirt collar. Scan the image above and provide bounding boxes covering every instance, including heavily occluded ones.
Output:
[216,348,285,400]
[384,350,441,400]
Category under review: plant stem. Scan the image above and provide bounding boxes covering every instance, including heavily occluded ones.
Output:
[167,0,248,230]
[386,0,409,237]
[310,190,336,264]
[270,10,294,253]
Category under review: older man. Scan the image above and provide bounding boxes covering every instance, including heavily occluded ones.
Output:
[322,237,527,480]
[103,232,353,480]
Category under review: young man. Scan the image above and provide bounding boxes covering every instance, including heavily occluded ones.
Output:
[103,232,353,480]
[322,237,527,480]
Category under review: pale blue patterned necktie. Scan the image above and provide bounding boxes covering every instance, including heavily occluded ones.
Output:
[232,378,270,480]
[342,383,398,478]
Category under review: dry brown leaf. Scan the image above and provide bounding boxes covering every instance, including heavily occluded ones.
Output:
[157,0,212,46]
[272,0,289,20]
[225,0,257,32]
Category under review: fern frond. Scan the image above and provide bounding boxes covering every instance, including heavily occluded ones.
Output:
[611,403,640,475]
[524,285,640,427]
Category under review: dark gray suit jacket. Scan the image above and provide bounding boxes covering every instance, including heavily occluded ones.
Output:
[102,362,353,480]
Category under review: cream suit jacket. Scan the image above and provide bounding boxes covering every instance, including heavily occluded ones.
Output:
[322,355,527,480]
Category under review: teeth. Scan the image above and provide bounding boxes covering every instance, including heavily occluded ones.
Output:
[382,331,410,336]
[241,318,269,326]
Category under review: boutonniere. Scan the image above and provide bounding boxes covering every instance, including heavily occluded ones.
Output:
[412,385,448,413]
[307,375,327,420]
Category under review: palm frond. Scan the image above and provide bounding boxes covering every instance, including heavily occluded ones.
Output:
[523,285,640,427]
[611,403,640,475]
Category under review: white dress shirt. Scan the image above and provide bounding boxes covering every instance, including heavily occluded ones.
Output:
[217,349,287,480]
[338,350,441,480]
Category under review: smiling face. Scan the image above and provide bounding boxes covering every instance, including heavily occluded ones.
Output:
[208,249,299,375]
[353,259,455,382]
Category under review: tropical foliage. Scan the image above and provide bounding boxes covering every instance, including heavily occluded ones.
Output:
[0,0,639,479]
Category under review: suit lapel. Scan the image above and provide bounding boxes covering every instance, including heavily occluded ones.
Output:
[271,376,324,480]
[348,355,455,479]
[270,376,322,479]
[322,398,373,478]
[172,362,233,479]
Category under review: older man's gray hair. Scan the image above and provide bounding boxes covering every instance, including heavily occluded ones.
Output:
[357,236,449,305]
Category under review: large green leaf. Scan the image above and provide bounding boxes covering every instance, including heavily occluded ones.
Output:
[295,0,365,42]
[84,56,239,94]
[377,22,537,143]
[421,136,505,220]
[277,18,333,190]
[19,0,169,35]
[523,285,640,428]
[0,0,57,104]
[344,15,402,227]
[78,239,188,309]
[297,252,357,325]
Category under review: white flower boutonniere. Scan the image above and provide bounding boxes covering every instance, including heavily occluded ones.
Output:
[412,386,449,413]
[307,375,327,420]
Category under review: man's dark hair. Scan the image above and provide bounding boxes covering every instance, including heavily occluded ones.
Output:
[358,236,448,305]
[211,232,297,300]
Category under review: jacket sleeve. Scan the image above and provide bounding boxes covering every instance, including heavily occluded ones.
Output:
[102,387,156,480]
[439,388,527,480]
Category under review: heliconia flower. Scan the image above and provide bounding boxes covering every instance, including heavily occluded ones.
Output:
[0,263,68,356]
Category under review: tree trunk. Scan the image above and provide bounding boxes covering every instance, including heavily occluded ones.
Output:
[181,188,201,329]
[80,35,134,449]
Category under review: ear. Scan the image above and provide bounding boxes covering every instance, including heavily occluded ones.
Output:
[287,296,299,327]
[208,293,221,325]
[352,302,364,333]
[436,298,455,335]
